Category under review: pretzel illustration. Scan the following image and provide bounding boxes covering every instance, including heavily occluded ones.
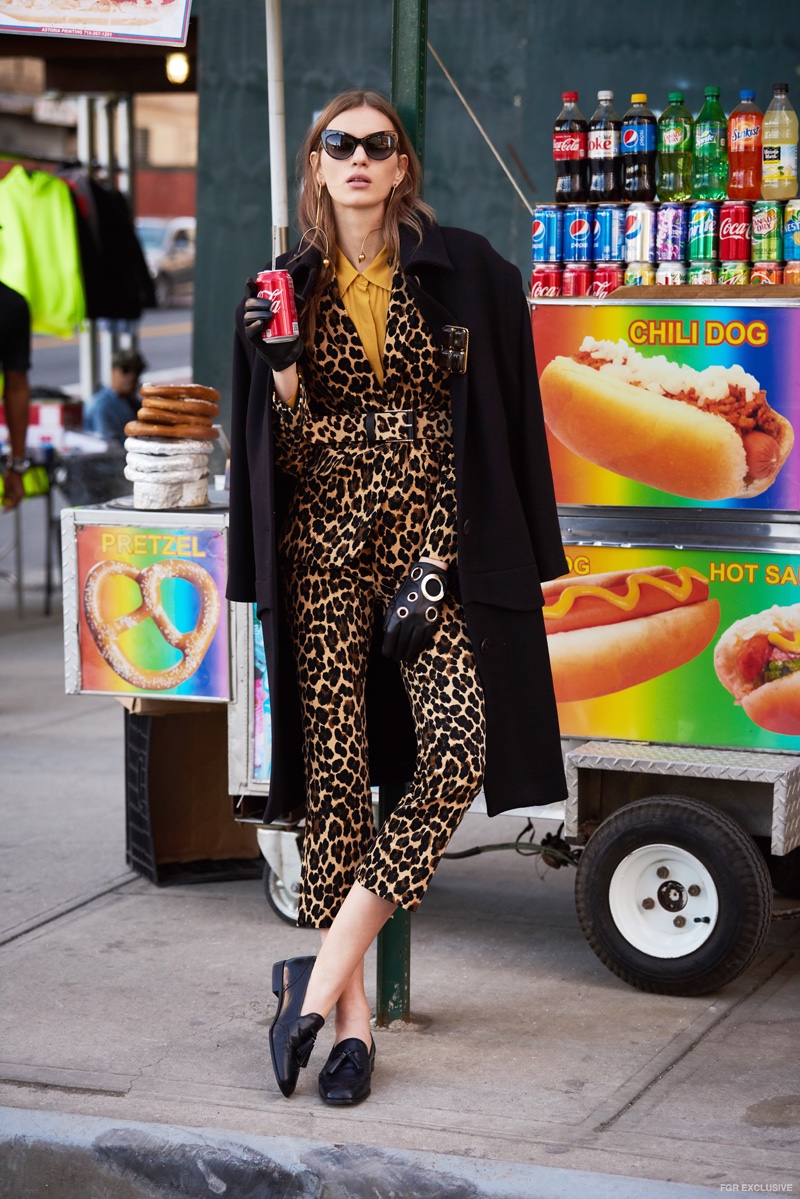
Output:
[83,559,221,691]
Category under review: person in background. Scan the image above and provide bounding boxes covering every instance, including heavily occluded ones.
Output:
[1,278,32,511]
[83,347,147,445]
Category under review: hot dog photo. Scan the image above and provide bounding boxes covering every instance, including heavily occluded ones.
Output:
[715,604,800,736]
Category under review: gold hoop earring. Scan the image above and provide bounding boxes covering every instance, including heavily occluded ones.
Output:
[298,183,330,268]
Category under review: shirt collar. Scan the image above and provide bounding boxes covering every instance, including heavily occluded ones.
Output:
[335,243,393,296]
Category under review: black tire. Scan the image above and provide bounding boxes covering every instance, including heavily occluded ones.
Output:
[575,796,772,996]
[154,273,172,308]
[263,862,299,925]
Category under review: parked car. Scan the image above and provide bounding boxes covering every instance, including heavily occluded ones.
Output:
[135,216,196,308]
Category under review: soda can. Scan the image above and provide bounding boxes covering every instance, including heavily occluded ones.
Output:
[782,198,800,262]
[784,260,800,284]
[624,262,657,286]
[530,264,563,297]
[751,261,784,284]
[592,203,626,262]
[561,263,594,296]
[687,262,719,284]
[531,204,563,263]
[655,203,688,262]
[718,261,751,284]
[751,200,783,262]
[656,261,687,285]
[719,201,752,262]
[562,205,594,262]
[254,269,299,342]
[592,263,625,297]
[687,202,719,262]
[624,202,657,263]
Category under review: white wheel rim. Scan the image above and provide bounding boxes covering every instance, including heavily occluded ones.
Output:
[267,871,299,920]
[608,843,719,959]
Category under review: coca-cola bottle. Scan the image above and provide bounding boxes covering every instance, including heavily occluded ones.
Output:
[554,91,588,202]
[588,90,622,201]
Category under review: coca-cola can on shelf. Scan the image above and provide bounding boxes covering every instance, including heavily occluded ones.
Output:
[656,261,688,285]
[593,263,625,297]
[255,270,300,342]
[624,202,657,262]
[531,204,564,263]
[655,204,688,262]
[751,262,784,284]
[530,264,563,297]
[718,261,751,284]
[718,201,752,262]
[562,263,594,296]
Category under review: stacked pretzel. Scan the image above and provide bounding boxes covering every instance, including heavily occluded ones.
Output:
[124,384,220,509]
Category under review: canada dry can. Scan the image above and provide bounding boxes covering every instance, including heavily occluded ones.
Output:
[531,204,563,263]
[593,263,625,297]
[782,198,800,262]
[593,204,626,261]
[656,261,688,285]
[687,202,719,261]
[530,264,563,297]
[624,262,657,285]
[718,201,752,262]
[655,203,688,262]
[751,261,784,284]
[687,262,718,284]
[784,260,800,284]
[624,202,657,262]
[255,269,299,342]
[562,263,594,296]
[718,261,751,284]
[562,204,594,261]
[751,201,783,262]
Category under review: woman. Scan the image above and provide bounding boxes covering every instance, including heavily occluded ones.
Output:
[227,89,567,1106]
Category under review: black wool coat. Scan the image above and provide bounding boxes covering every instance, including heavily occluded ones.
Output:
[227,221,568,820]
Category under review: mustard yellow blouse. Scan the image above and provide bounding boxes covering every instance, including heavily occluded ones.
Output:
[334,244,393,385]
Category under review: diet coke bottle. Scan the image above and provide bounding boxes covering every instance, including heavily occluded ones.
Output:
[554,91,588,202]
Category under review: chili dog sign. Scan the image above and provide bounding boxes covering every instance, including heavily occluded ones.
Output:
[531,302,800,510]
[551,544,800,752]
[75,523,229,700]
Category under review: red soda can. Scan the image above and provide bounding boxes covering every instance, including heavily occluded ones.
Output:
[784,260,800,284]
[750,262,784,284]
[530,264,563,297]
[718,201,752,261]
[592,263,625,297]
[562,263,594,296]
[255,269,300,342]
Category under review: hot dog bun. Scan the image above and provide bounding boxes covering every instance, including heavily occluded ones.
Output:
[544,566,720,702]
[540,352,794,501]
[714,604,800,735]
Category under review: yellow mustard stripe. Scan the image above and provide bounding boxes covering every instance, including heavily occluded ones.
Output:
[768,631,800,652]
[543,567,709,619]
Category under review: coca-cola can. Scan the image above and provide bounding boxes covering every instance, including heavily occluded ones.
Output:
[655,204,688,262]
[751,261,784,284]
[718,261,751,284]
[719,201,752,261]
[530,264,563,297]
[784,260,800,284]
[592,263,625,297]
[656,261,688,285]
[255,269,300,342]
[562,263,594,296]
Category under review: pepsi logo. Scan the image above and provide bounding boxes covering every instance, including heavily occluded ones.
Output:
[532,220,545,244]
[622,128,639,150]
[568,219,591,241]
[625,215,642,239]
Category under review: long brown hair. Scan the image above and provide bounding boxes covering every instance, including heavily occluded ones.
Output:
[294,90,436,339]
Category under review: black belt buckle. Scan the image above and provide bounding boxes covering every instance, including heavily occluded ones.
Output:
[438,325,469,375]
[365,411,376,444]
[404,409,416,440]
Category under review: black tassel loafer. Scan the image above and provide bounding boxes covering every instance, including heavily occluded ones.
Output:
[318,1036,376,1105]
[269,956,324,1097]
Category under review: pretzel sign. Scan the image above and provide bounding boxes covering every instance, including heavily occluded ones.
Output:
[83,559,221,691]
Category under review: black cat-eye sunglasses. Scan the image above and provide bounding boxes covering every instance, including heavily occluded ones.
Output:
[320,129,399,161]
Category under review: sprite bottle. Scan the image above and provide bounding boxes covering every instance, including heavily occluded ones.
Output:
[692,86,728,200]
[657,91,694,201]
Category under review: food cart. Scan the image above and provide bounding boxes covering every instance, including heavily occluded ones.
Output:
[530,289,800,996]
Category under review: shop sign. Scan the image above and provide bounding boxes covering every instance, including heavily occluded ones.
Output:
[0,0,192,46]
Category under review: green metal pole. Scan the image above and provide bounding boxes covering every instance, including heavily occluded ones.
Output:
[374,0,428,1029]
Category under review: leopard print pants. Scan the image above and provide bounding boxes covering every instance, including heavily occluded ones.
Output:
[282,526,486,929]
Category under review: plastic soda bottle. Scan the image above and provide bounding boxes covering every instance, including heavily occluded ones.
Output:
[588,90,622,201]
[692,86,728,200]
[728,91,763,199]
[553,91,588,202]
[621,93,657,202]
[761,83,798,200]
[657,91,694,201]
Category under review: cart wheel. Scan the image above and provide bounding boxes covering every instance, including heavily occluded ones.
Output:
[263,862,299,925]
[575,796,772,996]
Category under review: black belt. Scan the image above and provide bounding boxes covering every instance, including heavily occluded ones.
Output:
[306,408,452,446]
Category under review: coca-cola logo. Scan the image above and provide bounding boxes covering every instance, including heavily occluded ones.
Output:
[553,132,586,159]
[753,211,777,235]
[530,282,560,297]
[588,132,619,156]
[258,286,283,311]
[592,280,613,298]
[720,217,750,240]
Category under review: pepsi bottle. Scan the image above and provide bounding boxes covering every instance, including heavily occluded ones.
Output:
[622,92,657,202]
[554,91,588,202]
[588,90,622,201]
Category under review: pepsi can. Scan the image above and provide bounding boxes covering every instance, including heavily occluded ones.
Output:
[531,204,563,263]
[562,204,594,262]
[592,203,626,262]
[624,202,657,262]
[656,203,688,262]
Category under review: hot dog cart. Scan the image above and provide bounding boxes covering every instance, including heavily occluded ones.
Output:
[530,290,800,996]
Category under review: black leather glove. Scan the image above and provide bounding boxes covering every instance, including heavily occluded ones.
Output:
[382,561,448,663]
[243,277,305,372]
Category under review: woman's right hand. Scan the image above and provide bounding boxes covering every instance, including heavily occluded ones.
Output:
[243,279,305,372]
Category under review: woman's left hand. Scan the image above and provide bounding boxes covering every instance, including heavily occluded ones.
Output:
[382,561,448,663]
[243,280,305,372]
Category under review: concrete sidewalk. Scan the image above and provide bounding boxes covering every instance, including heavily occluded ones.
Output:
[0,526,799,1197]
